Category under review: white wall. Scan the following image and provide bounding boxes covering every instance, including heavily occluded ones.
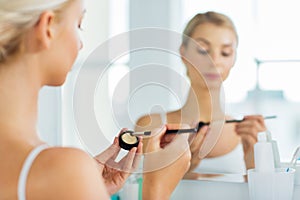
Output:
[37,87,62,145]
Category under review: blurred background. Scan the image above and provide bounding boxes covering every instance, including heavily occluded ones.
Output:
[38,0,300,163]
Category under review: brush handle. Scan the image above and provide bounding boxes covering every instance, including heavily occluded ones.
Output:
[164,116,276,134]
[165,121,208,134]
[225,115,277,123]
[133,116,277,136]
[166,128,198,134]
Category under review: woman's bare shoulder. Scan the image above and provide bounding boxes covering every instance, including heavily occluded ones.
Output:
[28,147,109,200]
[135,113,162,131]
[135,110,183,131]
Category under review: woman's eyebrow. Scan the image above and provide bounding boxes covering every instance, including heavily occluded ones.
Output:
[195,37,210,45]
[222,43,236,48]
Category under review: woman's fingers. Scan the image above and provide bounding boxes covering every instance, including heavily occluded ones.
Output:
[242,115,266,131]
[190,125,209,151]
[143,126,166,152]
[132,137,143,169]
[95,142,120,165]
[111,136,143,173]
[110,137,121,161]
[235,115,267,141]
[143,132,190,172]
[121,147,138,173]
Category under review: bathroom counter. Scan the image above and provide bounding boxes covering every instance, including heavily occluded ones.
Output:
[171,179,300,200]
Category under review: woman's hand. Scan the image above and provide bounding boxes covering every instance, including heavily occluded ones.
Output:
[184,125,209,175]
[94,129,142,195]
[235,115,266,169]
[142,124,191,200]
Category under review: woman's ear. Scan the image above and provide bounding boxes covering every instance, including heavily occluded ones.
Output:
[34,11,56,49]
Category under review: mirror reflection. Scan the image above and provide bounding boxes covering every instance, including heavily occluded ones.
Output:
[134,11,252,178]
[57,0,300,184]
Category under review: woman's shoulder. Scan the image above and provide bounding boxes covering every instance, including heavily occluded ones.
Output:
[40,147,97,172]
[38,146,95,170]
[41,146,92,160]
[28,146,109,200]
[135,110,182,131]
[135,113,163,131]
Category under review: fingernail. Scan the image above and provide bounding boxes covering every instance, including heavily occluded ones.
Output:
[131,147,137,152]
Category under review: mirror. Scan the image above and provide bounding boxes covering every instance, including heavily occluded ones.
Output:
[65,0,300,184]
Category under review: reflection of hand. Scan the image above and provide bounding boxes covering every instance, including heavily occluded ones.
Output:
[94,129,142,195]
[235,115,266,169]
[185,125,209,174]
[143,124,191,200]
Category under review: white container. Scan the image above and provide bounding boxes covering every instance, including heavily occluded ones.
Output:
[248,132,294,200]
[254,132,275,172]
[248,168,295,200]
[295,165,300,185]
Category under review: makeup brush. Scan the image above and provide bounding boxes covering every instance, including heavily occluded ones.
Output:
[130,115,277,136]
[165,115,277,134]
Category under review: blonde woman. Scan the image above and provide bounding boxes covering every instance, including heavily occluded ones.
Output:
[0,0,190,199]
[136,12,266,176]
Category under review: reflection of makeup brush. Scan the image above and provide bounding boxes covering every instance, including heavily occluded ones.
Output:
[165,121,208,134]
[165,115,277,134]
[131,115,277,136]
[224,115,277,124]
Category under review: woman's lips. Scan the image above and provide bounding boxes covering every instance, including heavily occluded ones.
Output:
[204,73,221,80]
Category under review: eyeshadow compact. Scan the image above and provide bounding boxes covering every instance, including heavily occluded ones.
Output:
[118,130,151,150]
[119,130,140,151]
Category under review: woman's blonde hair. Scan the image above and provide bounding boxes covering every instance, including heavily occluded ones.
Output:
[0,0,73,63]
[182,11,238,47]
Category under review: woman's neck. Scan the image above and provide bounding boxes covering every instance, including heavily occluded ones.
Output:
[183,82,225,122]
[0,58,41,143]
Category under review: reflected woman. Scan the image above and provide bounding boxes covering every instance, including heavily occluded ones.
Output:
[136,11,266,176]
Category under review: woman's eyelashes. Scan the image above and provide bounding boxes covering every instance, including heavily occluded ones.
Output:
[197,48,209,55]
[221,51,232,57]
[221,47,234,57]
[196,48,233,57]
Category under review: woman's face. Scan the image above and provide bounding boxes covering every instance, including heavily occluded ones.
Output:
[44,0,85,86]
[181,22,237,89]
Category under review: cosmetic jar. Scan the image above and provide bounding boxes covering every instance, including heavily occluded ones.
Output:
[119,130,139,151]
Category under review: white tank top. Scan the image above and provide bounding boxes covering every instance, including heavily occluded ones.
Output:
[18,144,49,200]
[194,143,246,174]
